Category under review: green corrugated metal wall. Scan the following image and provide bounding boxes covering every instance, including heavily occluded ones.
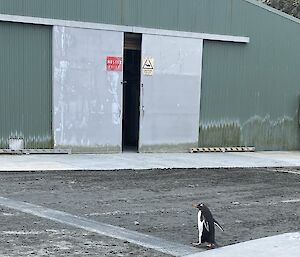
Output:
[199,2,300,150]
[0,22,52,149]
[0,0,266,36]
[0,0,299,150]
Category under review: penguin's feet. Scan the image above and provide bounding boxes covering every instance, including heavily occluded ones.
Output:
[191,242,201,246]
[206,243,216,249]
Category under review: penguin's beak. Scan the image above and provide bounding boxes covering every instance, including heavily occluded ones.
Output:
[192,203,198,208]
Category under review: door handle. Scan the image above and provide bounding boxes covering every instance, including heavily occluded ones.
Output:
[141,83,145,117]
[121,81,127,85]
[142,106,145,117]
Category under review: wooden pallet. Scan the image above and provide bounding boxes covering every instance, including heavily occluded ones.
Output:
[189,147,255,153]
[0,149,71,155]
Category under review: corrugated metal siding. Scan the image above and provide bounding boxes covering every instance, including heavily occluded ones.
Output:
[0,0,123,27]
[199,5,300,150]
[0,0,257,36]
[0,22,52,149]
[0,1,299,35]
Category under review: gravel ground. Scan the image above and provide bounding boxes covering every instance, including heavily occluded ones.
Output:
[0,167,299,256]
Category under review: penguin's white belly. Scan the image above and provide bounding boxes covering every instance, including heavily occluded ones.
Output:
[197,211,204,243]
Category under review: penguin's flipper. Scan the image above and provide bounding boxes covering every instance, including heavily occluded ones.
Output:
[214,219,224,231]
[204,220,210,232]
[201,213,210,232]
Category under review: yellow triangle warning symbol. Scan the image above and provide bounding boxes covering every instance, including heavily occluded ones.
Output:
[142,57,154,76]
[143,58,154,70]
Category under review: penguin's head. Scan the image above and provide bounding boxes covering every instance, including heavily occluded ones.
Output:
[192,203,204,210]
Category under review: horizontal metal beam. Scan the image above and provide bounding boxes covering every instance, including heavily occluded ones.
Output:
[0,14,250,43]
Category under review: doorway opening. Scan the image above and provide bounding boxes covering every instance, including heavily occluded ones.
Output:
[122,33,142,152]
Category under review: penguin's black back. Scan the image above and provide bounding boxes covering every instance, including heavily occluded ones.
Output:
[199,204,216,244]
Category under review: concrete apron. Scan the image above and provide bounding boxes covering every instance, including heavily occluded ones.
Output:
[0,151,300,172]
[184,232,300,257]
[0,196,299,257]
[0,195,299,257]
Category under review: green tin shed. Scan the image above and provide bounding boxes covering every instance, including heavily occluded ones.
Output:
[0,0,299,152]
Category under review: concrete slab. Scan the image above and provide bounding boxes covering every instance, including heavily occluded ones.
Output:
[184,232,300,257]
[0,151,300,171]
[0,164,298,256]
[0,196,199,257]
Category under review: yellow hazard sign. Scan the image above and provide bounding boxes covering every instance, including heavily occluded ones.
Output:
[142,57,154,76]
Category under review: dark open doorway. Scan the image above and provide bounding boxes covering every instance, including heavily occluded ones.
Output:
[122,33,142,152]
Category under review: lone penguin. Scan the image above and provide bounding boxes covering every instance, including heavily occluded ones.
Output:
[192,203,224,249]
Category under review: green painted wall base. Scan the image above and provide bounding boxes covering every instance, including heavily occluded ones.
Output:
[199,115,300,151]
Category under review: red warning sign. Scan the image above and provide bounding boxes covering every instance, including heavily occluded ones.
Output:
[106,56,123,71]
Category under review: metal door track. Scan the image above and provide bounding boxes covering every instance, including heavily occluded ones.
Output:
[0,149,71,155]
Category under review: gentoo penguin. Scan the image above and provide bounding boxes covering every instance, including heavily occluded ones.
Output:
[192,203,224,249]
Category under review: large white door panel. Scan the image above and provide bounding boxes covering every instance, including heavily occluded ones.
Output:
[139,35,203,152]
[53,27,123,153]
